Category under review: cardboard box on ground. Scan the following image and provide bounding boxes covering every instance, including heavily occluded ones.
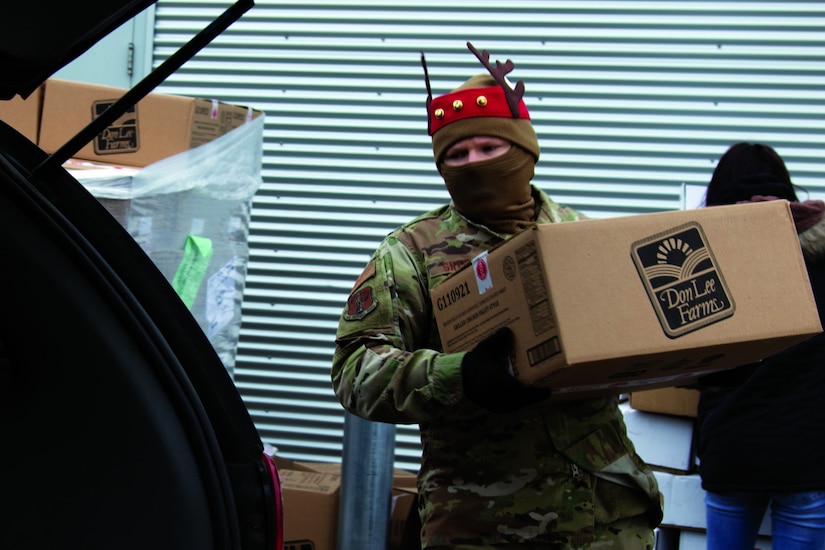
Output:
[67,111,265,376]
[271,455,418,550]
[620,402,696,474]
[431,201,822,401]
[274,458,341,550]
[388,472,418,550]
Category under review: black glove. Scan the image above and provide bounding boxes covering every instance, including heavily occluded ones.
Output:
[461,327,552,413]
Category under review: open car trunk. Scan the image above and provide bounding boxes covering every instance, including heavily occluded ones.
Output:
[0,2,283,548]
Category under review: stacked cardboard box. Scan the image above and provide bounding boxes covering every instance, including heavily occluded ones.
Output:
[388,470,418,550]
[622,397,773,549]
[3,80,266,375]
[623,399,696,475]
[0,77,263,167]
[274,459,342,550]
[272,456,417,550]
[4,80,266,375]
[67,109,265,375]
[42,78,262,167]
[630,387,699,418]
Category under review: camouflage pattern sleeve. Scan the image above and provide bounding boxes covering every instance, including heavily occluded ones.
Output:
[331,233,468,425]
[536,187,589,223]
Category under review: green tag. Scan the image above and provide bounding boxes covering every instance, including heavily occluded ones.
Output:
[172,235,213,308]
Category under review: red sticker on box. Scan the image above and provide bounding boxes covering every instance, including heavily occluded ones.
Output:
[472,251,493,295]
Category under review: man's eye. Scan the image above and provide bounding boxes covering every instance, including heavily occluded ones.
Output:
[446,150,467,160]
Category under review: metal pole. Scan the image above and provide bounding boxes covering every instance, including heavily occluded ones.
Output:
[337,411,396,550]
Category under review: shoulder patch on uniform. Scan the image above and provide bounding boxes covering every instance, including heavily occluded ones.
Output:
[344,286,378,321]
[351,260,376,292]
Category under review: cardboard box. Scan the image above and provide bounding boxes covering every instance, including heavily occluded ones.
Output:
[388,470,418,550]
[431,201,821,399]
[630,386,700,417]
[621,403,696,473]
[39,78,262,167]
[653,471,771,535]
[272,457,419,550]
[275,459,341,550]
[296,461,419,550]
[0,85,43,142]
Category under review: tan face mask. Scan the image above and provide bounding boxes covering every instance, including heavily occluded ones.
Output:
[440,146,537,234]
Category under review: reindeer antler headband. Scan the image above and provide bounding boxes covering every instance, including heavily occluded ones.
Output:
[422,41,530,137]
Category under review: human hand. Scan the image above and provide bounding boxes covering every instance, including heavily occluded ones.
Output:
[461,327,552,413]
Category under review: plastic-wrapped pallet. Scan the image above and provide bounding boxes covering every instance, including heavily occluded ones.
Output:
[70,115,265,376]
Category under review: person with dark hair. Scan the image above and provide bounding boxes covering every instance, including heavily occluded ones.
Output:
[704,142,794,205]
[331,42,663,549]
[697,142,825,550]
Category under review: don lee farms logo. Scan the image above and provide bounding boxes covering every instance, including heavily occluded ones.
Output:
[631,222,734,338]
[92,100,139,154]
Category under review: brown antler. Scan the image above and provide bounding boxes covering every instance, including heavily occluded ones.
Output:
[467,41,525,118]
[421,51,433,134]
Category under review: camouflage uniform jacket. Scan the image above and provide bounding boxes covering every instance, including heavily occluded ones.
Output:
[332,186,663,548]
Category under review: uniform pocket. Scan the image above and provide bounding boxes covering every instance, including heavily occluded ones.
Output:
[541,401,664,527]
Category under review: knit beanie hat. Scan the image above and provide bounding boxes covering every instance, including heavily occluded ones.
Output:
[430,75,540,164]
[425,44,540,164]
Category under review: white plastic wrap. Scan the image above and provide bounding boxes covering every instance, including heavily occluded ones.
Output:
[72,115,265,376]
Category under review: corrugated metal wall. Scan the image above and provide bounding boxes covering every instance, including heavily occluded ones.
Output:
[152,0,825,470]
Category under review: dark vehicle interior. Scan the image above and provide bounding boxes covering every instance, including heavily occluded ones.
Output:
[0,1,283,548]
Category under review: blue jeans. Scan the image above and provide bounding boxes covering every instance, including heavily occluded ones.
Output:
[705,490,825,550]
